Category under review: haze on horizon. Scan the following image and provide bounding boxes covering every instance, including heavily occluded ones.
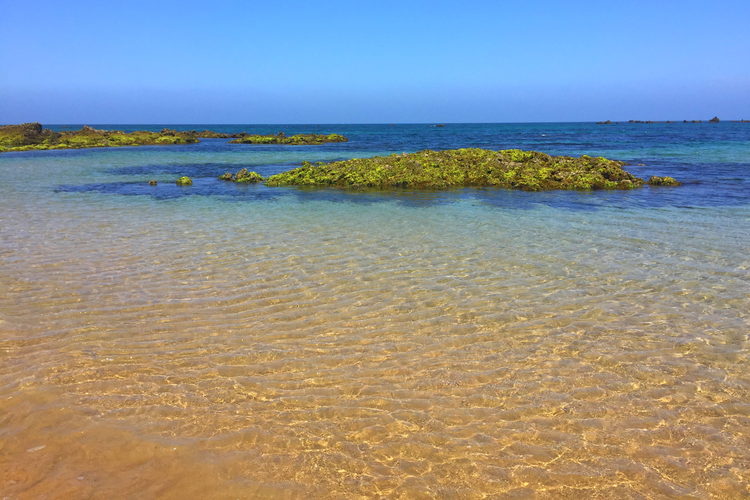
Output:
[1,0,748,124]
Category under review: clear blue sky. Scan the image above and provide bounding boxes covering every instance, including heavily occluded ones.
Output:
[1,0,748,123]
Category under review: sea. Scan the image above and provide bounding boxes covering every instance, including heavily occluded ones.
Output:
[1,123,748,498]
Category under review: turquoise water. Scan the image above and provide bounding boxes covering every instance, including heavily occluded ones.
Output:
[1,123,748,497]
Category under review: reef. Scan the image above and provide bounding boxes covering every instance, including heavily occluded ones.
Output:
[265,148,653,191]
[0,122,60,148]
[0,123,350,152]
[193,130,245,138]
[647,176,681,186]
[218,168,264,183]
[596,116,745,124]
[0,123,198,152]
[229,132,348,145]
[175,176,193,186]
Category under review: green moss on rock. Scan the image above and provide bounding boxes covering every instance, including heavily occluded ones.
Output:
[235,169,264,183]
[175,176,193,186]
[0,123,199,152]
[218,168,264,183]
[265,148,650,191]
[193,130,244,138]
[229,132,348,145]
[0,122,60,149]
[648,176,681,186]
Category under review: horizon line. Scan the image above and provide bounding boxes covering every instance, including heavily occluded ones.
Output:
[14,119,747,126]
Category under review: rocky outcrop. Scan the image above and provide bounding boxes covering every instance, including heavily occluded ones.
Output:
[193,130,246,139]
[647,176,681,186]
[265,148,654,191]
[0,123,198,152]
[0,122,60,148]
[218,168,264,183]
[229,132,348,145]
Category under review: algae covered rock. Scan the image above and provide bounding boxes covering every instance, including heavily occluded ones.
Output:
[217,168,264,183]
[0,123,199,152]
[194,130,245,138]
[266,148,648,191]
[0,122,60,148]
[175,176,193,186]
[648,176,681,186]
[229,132,348,145]
[234,169,264,183]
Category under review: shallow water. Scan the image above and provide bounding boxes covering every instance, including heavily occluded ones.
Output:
[1,123,748,498]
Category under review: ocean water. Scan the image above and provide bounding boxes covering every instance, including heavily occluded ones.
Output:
[0,123,748,498]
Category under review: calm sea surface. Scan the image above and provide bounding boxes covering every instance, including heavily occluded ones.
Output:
[1,123,748,498]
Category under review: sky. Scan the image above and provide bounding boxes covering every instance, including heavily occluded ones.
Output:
[1,0,749,123]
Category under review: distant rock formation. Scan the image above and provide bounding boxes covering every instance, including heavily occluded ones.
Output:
[0,123,351,153]
[0,123,198,152]
[229,132,348,145]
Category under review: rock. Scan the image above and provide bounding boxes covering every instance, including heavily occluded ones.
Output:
[235,169,263,183]
[194,130,246,138]
[0,122,60,147]
[709,116,720,122]
[265,148,654,191]
[648,176,681,186]
[229,133,348,145]
[216,169,264,183]
[175,176,193,186]
[596,120,613,124]
[0,123,199,152]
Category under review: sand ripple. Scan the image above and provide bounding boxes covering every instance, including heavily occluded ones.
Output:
[1,186,748,497]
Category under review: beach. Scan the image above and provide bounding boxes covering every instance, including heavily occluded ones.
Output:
[1,123,748,497]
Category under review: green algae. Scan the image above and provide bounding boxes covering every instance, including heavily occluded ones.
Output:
[648,176,681,186]
[175,176,193,186]
[0,123,198,152]
[0,123,348,152]
[218,168,264,183]
[193,130,244,139]
[265,148,650,191]
[0,123,60,150]
[235,170,264,183]
[229,132,348,145]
